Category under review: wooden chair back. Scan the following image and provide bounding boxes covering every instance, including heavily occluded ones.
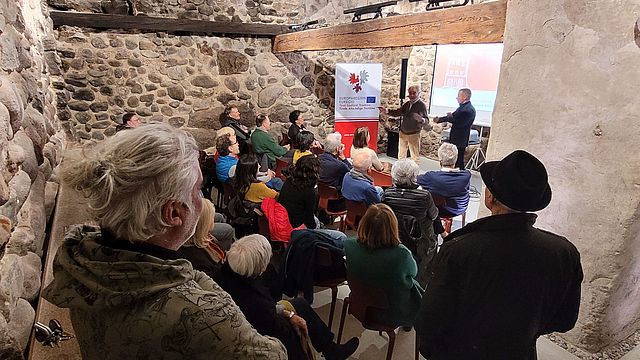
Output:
[345,200,368,230]
[275,158,290,181]
[431,193,466,233]
[369,168,392,188]
[317,182,342,211]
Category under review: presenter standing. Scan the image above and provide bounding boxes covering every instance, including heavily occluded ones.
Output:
[378,85,428,163]
[434,88,476,169]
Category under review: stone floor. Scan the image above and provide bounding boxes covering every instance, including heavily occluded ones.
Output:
[310,284,581,360]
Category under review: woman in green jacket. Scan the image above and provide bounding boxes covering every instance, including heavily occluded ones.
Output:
[344,203,424,327]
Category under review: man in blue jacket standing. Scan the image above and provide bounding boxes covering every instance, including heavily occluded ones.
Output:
[434,88,476,169]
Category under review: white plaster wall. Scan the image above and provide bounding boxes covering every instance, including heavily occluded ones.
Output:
[488,0,640,352]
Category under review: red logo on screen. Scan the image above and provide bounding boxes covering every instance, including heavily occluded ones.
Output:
[348,70,369,93]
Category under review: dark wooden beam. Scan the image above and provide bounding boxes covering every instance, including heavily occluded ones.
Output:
[273,0,506,52]
[50,11,290,37]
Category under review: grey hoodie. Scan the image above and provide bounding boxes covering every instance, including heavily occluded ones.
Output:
[43,224,286,360]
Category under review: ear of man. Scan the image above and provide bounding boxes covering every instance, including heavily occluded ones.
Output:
[162,200,185,227]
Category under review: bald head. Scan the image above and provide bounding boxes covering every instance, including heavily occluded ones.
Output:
[352,152,372,172]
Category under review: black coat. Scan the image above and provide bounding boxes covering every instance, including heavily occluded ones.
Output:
[216,263,305,359]
[382,185,443,287]
[415,213,583,360]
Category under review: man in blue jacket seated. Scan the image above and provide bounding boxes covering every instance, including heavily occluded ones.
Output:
[319,132,352,189]
[417,142,471,217]
[341,152,383,206]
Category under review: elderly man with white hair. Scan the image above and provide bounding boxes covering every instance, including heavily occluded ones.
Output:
[319,132,352,188]
[341,151,384,206]
[417,142,472,217]
[379,85,429,163]
[42,124,286,359]
[383,159,446,286]
[216,234,359,360]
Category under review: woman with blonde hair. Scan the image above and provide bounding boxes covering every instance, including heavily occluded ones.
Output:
[178,199,226,279]
[344,203,423,327]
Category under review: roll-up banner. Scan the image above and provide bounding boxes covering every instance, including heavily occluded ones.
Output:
[334,63,383,157]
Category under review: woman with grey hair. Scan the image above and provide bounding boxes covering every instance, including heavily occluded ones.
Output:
[42,124,286,359]
[382,159,445,286]
[216,235,359,360]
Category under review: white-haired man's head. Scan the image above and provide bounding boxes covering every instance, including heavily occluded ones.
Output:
[391,159,419,188]
[62,123,202,247]
[438,143,458,167]
[226,234,272,277]
[324,132,343,155]
[352,152,372,173]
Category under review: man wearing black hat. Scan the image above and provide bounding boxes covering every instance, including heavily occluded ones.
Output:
[415,150,583,360]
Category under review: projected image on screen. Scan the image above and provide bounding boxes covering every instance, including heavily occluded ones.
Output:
[429,43,504,127]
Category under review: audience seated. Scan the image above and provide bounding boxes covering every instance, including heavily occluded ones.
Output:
[204,126,236,156]
[342,152,384,206]
[417,143,471,217]
[251,114,288,169]
[217,134,282,190]
[344,204,423,327]
[279,155,321,229]
[350,126,387,172]
[382,159,445,286]
[115,113,141,132]
[319,132,352,189]
[234,154,278,204]
[217,234,359,360]
[293,130,315,165]
[222,104,251,154]
[215,134,240,183]
[42,124,286,359]
[288,110,307,147]
[177,199,226,280]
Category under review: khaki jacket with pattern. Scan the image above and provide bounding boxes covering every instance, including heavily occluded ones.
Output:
[43,225,287,359]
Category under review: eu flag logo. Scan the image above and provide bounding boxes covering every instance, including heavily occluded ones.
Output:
[366,97,376,103]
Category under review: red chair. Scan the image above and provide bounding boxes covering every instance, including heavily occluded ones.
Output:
[431,193,466,233]
[369,168,393,188]
[317,182,346,232]
[344,200,368,230]
[274,158,290,181]
[313,245,346,329]
[337,277,419,360]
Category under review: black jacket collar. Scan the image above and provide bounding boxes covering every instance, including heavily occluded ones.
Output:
[446,213,537,241]
[99,229,183,261]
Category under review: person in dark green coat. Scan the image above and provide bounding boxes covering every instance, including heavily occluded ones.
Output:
[250,114,288,168]
[344,203,424,327]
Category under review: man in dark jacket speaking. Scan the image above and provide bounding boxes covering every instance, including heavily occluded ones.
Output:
[434,88,476,169]
[415,150,583,360]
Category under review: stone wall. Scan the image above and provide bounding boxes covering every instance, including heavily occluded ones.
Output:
[489,0,640,357]
[48,0,453,158]
[0,0,64,357]
[53,28,442,157]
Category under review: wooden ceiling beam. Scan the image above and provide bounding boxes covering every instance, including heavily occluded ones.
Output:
[50,11,290,37]
[273,0,506,52]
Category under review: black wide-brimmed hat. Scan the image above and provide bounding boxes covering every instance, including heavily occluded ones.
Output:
[479,150,552,212]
